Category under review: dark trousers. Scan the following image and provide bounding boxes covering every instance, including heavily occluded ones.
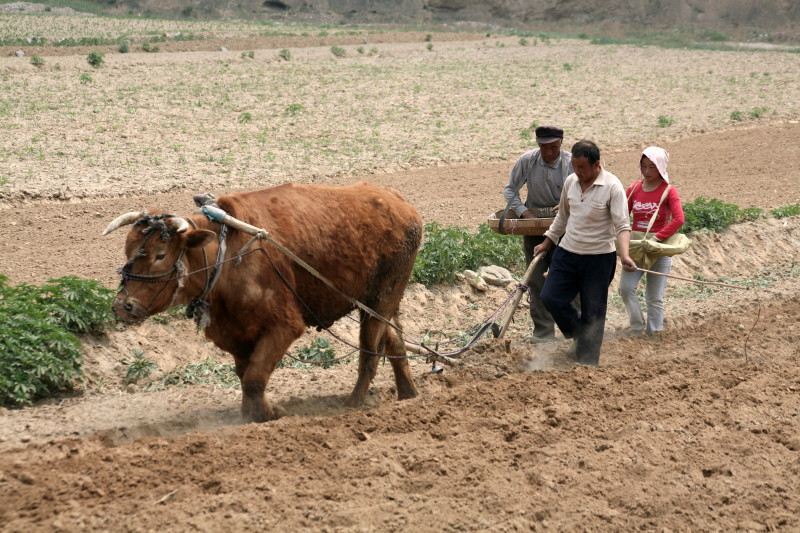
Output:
[524,236,580,339]
[540,247,617,365]
[523,235,556,339]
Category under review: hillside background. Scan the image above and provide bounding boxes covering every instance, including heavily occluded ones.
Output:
[98,0,800,41]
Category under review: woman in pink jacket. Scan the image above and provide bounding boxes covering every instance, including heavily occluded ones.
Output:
[619,146,685,335]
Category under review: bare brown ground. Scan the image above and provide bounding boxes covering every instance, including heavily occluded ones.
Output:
[0,34,799,533]
[1,122,798,532]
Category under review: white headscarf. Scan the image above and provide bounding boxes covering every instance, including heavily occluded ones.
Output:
[641,146,669,183]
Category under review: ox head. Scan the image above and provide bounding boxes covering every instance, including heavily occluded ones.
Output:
[103,210,216,323]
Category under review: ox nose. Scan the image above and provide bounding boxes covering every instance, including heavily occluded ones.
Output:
[113,296,143,321]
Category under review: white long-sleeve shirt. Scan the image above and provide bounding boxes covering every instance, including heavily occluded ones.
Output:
[544,168,631,255]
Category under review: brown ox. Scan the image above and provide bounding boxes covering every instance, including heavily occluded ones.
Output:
[104,182,422,422]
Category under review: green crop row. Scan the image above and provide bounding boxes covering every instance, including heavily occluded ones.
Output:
[412,199,800,285]
[411,222,525,285]
[0,275,114,406]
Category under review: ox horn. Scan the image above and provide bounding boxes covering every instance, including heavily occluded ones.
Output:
[167,217,190,234]
[102,211,144,236]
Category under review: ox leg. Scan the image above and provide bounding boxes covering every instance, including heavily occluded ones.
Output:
[240,332,294,423]
[232,355,247,380]
[346,318,385,407]
[384,326,418,401]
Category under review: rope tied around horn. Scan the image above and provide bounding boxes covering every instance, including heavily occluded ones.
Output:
[134,211,180,241]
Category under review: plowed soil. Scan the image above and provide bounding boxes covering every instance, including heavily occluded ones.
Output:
[1,32,799,532]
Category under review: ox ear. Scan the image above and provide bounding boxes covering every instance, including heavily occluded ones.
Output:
[185,229,216,249]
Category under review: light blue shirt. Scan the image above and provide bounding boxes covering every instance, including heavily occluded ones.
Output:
[503,149,573,217]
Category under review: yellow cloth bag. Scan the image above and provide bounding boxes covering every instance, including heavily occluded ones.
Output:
[628,231,692,270]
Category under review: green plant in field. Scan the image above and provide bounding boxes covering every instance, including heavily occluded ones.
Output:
[30,56,45,68]
[0,176,8,186]
[518,121,539,141]
[657,115,675,128]
[0,308,82,407]
[141,42,160,53]
[2,276,114,335]
[281,337,339,369]
[770,203,800,219]
[681,197,764,233]
[749,106,768,118]
[158,357,238,388]
[427,43,434,51]
[0,275,113,406]
[425,34,432,42]
[278,49,291,61]
[563,62,573,71]
[411,222,524,285]
[118,41,130,53]
[730,110,744,121]
[701,29,728,42]
[331,46,346,58]
[39,276,115,334]
[412,223,472,285]
[468,223,526,271]
[124,350,159,384]
[369,47,378,56]
[519,37,529,46]
[356,46,365,54]
[86,51,104,67]
[238,111,253,124]
[285,103,305,116]
[79,73,93,84]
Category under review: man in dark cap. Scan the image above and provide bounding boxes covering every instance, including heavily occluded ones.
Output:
[503,125,575,343]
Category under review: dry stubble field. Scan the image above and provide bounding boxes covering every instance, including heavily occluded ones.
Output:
[1,14,800,532]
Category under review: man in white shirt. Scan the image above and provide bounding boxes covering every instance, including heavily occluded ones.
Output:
[534,140,636,365]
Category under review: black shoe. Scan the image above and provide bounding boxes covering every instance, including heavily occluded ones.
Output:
[523,336,557,345]
[566,340,578,357]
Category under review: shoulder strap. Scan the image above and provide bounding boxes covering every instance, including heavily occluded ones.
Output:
[627,181,642,202]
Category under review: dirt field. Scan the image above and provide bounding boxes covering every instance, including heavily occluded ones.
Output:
[1,28,800,532]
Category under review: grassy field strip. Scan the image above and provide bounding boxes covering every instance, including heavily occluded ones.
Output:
[1,36,798,200]
[0,13,342,42]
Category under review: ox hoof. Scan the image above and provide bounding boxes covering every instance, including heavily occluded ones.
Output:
[397,388,418,401]
[344,394,365,408]
[243,405,286,423]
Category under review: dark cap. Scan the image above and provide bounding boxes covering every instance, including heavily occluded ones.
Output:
[535,125,564,144]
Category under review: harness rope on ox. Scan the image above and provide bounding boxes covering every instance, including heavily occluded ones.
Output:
[193,199,474,367]
[108,198,505,368]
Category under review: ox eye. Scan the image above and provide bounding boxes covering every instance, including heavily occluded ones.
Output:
[155,253,167,261]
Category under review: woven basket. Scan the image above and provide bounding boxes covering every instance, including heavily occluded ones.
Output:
[487,210,554,236]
